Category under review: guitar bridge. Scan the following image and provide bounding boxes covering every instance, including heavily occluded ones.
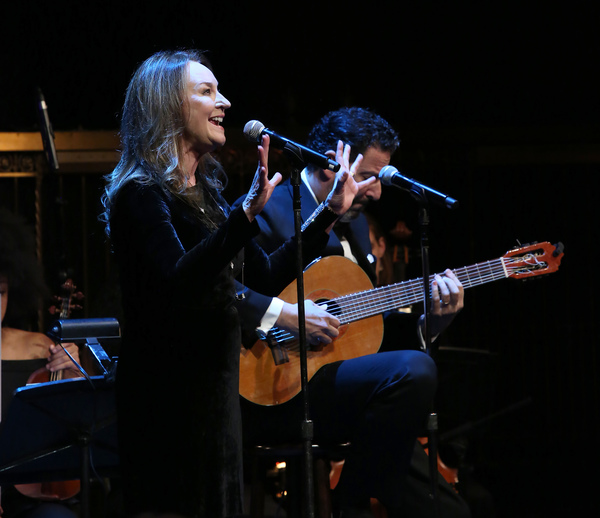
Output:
[266,333,289,366]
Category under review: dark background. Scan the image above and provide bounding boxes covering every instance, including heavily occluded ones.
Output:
[1,2,598,516]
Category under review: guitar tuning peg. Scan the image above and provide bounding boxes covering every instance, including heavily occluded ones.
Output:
[553,242,565,257]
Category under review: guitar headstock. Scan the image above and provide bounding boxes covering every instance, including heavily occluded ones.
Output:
[503,242,564,279]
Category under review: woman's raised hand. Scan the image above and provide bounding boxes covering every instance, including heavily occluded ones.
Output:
[243,135,282,221]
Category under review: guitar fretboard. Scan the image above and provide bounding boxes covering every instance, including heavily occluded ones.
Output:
[324,257,508,324]
[268,257,509,344]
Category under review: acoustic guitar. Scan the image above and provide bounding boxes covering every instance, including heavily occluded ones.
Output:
[239,241,564,406]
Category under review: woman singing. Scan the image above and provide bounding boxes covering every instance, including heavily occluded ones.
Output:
[101,49,363,518]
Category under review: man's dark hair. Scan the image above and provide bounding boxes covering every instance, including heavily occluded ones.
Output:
[306,107,400,170]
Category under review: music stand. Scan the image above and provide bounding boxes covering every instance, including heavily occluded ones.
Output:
[0,377,118,518]
[0,318,120,518]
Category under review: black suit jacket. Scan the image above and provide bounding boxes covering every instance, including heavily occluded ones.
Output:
[250,179,374,275]
[233,179,336,341]
[234,178,421,351]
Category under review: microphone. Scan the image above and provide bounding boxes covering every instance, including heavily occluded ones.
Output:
[244,120,340,172]
[379,165,459,209]
[37,87,59,171]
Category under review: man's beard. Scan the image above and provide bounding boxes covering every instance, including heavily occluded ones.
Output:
[339,201,368,223]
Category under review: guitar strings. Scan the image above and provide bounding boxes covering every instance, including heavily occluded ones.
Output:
[314,259,506,324]
[266,255,545,348]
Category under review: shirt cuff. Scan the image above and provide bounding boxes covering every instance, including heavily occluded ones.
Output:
[258,297,285,335]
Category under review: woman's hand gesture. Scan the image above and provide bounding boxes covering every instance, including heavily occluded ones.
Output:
[243,135,282,221]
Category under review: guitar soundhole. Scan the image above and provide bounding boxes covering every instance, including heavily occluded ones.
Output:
[315,297,336,313]
[315,299,349,339]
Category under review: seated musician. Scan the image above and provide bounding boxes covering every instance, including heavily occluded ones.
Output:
[234,108,471,517]
[1,208,80,517]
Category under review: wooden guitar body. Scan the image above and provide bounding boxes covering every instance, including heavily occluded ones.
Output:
[240,256,383,406]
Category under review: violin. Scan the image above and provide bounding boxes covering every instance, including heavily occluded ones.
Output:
[14,278,83,501]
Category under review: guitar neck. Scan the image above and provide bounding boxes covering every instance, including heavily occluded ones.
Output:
[331,257,507,325]
[268,256,508,344]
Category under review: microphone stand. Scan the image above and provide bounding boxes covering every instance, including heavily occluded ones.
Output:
[288,159,316,518]
[417,199,441,518]
[385,170,458,518]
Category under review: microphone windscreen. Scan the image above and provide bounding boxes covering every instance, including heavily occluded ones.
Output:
[243,120,265,142]
[378,165,398,186]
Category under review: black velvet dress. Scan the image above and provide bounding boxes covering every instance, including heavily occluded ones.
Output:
[109,179,326,518]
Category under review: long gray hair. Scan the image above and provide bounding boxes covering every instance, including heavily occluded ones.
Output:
[100,49,225,235]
